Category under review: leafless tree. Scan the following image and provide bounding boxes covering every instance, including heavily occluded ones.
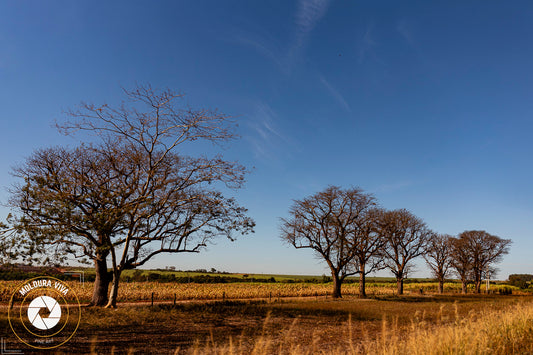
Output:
[378,209,431,295]
[424,233,453,294]
[2,84,254,307]
[449,236,473,294]
[280,186,376,298]
[457,230,511,293]
[351,208,386,298]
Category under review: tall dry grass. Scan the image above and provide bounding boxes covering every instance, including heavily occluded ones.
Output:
[186,301,533,355]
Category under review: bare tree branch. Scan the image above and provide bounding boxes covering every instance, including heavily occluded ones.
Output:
[3,84,254,307]
[280,186,376,298]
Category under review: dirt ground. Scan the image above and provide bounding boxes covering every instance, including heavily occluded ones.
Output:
[2,295,531,354]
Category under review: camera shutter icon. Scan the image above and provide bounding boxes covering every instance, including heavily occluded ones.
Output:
[27,296,62,330]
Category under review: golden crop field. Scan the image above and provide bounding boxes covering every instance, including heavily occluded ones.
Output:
[1,279,530,354]
[0,279,520,304]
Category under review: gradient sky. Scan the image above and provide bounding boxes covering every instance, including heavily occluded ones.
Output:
[1,1,532,279]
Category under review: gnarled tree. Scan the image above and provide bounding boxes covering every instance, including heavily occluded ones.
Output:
[449,236,473,294]
[378,209,430,295]
[424,233,453,294]
[457,230,511,293]
[351,208,386,298]
[280,186,376,298]
[2,84,255,307]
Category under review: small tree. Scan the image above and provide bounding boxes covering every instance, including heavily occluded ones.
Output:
[2,84,255,307]
[280,186,376,298]
[424,233,453,294]
[378,209,430,295]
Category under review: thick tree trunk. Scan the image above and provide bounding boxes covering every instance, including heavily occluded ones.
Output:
[396,278,404,295]
[90,251,110,306]
[332,273,342,298]
[359,273,367,298]
[461,280,468,294]
[105,269,121,308]
[438,279,444,294]
[474,279,482,293]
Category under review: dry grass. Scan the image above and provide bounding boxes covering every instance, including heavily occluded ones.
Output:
[187,298,533,354]
[1,280,530,354]
[60,294,531,354]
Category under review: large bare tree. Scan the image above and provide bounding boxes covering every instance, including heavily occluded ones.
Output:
[457,230,511,293]
[280,186,376,298]
[424,233,453,294]
[2,84,254,307]
[378,209,430,295]
[449,236,473,294]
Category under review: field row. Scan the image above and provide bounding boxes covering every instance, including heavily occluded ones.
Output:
[0,280,520,303]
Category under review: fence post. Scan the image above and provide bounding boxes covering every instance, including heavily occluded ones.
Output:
[173,293,176,306]
[269,291,272,302]
[223,291,226,301]
[151,292,154,307]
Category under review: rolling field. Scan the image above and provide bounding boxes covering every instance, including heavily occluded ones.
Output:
[1,279,532,354]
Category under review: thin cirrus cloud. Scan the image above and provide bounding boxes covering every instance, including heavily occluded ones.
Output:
[294,0,331,37]
[318,74,351,112]
[396,19,417,48]
[289,0,332,63]
[232,33,289,74]
[245,102,292,160]
[357,23,380,64]
[231,0,332,74]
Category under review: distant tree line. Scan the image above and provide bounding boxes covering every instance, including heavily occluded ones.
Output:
[0,269,84,281]
[508,274,533,289]
[280,186,512,298]
[123,271,277,284]
[158,267,232,274]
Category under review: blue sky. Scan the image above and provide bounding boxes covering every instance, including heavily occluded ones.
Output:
[1,1,532,279]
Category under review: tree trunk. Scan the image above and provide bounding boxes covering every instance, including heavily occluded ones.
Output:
[461,280,468,294]
[474,279,482,293]
[359,273,367,298]
[90,251,110,306]
[105,269,121,308]
[331,272,342,298]
[396,278,404,295]
[438,279,444,294]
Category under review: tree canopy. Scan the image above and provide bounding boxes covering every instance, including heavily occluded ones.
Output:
[2,84,254,307]
[376,208,431,295]
[280,186,376,298]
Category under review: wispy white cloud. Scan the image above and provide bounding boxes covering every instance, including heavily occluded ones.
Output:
[295,0,331,35]
[396,19,416,48]
[231,30,290,74]
[245,102,292,161]
[318,74,351,112]
[228,0,332,75]
[357,23,378,64]
[289,0,332,66]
